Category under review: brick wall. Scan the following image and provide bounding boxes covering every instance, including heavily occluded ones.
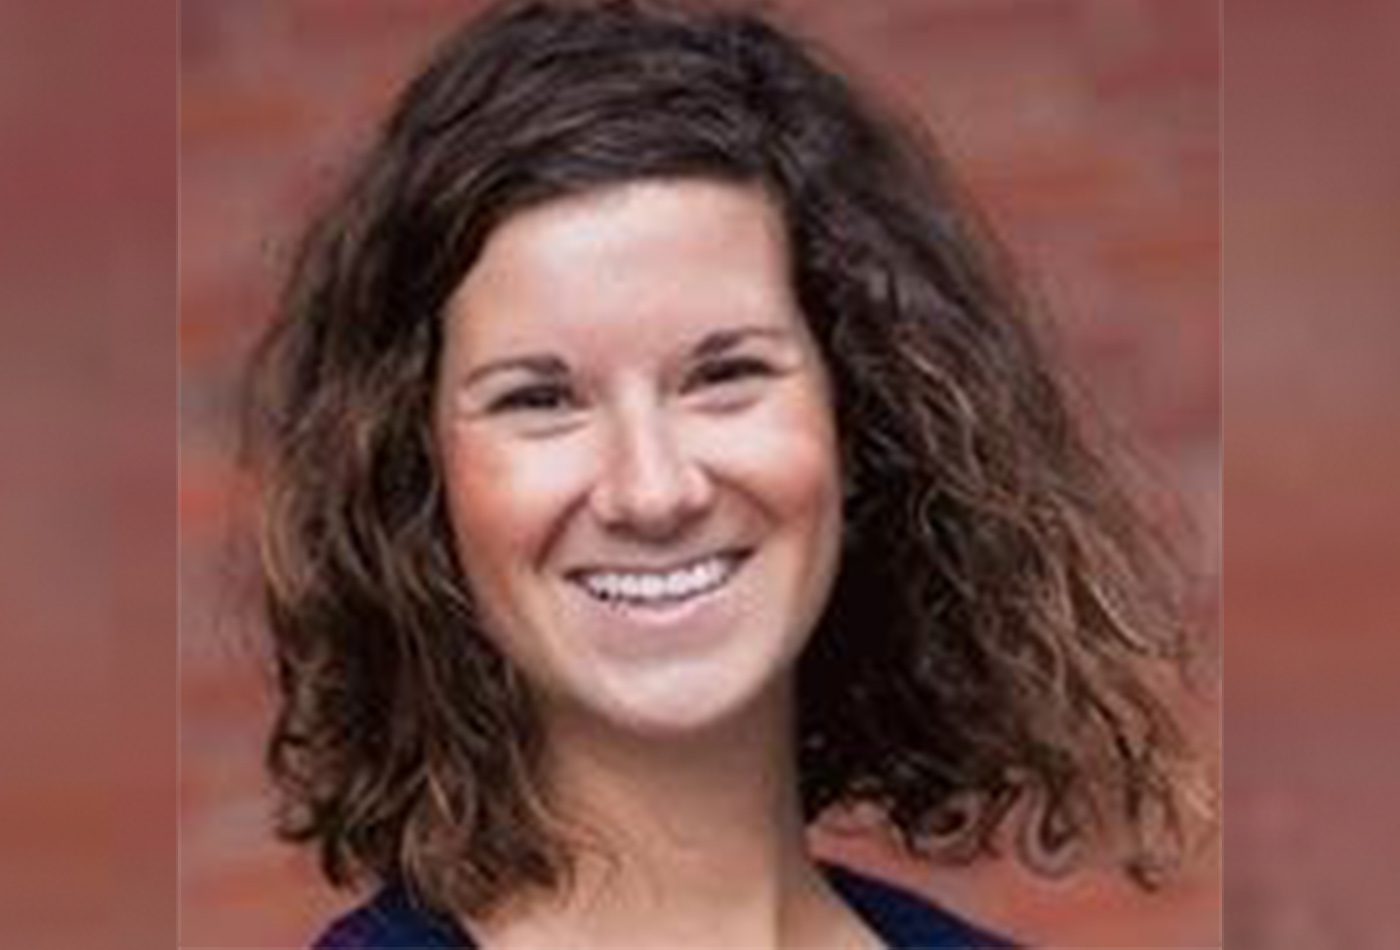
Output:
[179,1,1220,945]
[1225,1,1400,947]
[0,0,175,945]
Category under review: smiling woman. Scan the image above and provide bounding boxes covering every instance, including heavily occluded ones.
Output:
[434,181,843,740]
[241,1,1209,948]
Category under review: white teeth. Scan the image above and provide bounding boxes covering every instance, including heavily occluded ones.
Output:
[577,555,738,606]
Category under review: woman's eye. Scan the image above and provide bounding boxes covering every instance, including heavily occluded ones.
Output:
[686,356,775,390]
[486,383,577,414]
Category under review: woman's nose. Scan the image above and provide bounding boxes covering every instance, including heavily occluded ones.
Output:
[589,405,714,539]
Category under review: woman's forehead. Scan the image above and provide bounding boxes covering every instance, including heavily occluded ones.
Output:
[443,179,802,353]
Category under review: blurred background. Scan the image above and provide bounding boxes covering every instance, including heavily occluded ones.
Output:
[179,1,1219,946]
[175,0,1222,946]
[0,0,173,946]
[1225,0,1400,947]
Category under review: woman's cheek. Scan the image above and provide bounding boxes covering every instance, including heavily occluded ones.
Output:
[746,388,842,507]
[441,429,592,564]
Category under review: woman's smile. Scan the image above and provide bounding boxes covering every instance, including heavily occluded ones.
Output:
[566,548,750,608]
[559,548,756,658]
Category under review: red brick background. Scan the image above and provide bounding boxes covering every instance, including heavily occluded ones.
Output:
[1224,1,1400,947]
[0,0,175,946]
[179,1,1221,946]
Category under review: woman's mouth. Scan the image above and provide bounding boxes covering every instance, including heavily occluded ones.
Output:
[567,550,749,610]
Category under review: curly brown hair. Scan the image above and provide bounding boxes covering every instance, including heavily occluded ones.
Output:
[243,0,1209,923]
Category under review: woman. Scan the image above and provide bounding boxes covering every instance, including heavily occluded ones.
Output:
[244,1,1207,946]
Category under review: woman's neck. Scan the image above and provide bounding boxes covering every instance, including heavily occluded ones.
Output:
[469,682,879,949]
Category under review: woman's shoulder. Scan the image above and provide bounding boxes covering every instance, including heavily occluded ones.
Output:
[311,884,471,949]
[822,862,1019,949]
[312,867,1017,950]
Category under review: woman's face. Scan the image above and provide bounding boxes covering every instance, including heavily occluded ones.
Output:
[434,179,842,737]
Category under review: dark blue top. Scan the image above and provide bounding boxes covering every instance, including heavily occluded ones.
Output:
[313,862,1016,948]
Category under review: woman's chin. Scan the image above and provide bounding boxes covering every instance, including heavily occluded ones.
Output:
[552,663,791,745]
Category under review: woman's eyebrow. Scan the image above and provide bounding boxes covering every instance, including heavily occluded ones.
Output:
[691,326,796,358]
[456,328,794,388]
[459,353,569,389]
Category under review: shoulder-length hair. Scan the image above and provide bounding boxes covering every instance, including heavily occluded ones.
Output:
[245,0,1208,922]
